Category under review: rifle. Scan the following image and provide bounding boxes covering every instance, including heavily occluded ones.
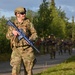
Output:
[6,20,40,53]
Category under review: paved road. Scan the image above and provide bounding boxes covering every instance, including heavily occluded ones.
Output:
[0,49,75,75]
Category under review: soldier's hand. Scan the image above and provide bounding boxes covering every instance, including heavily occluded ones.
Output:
[25,41,30,45]
[12,30,20,36]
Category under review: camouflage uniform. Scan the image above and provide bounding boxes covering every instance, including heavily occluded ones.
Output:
[58,39,64,55]
[6,7,37,75]
[48,34,56,59]
[65,38,73,55]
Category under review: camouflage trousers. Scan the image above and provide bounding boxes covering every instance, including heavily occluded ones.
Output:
[10,47,35,75]
[49,45,56,59]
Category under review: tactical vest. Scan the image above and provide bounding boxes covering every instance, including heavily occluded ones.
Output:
[10,19,32,48]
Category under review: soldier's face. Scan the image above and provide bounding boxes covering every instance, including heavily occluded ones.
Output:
[16,12,26,20]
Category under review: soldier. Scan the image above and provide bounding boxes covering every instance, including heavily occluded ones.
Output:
[35,37,41,51]
[58,39,64,55]
[64,38,73,55]
[43,36,49,54]
[63,39,68,53]
[6,7,38,75]
[66,38,73,55]
[48,34,56,59]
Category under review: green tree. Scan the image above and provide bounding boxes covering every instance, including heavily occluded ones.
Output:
[10,16,16,21]
[49,0,66,38]
[33,0,50,37]
[26,9,37,22]
[0,16,11,53]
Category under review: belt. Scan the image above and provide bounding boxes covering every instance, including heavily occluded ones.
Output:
[16,45,31,49]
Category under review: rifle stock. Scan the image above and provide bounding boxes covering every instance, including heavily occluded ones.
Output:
[6,20,40,53]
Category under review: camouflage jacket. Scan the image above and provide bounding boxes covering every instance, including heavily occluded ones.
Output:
[6,19,38,48]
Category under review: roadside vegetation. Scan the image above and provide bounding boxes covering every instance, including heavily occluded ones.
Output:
[0,53,11,62]
[34,55,75,75]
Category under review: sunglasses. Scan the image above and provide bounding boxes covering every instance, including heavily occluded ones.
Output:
[19,12,26,15]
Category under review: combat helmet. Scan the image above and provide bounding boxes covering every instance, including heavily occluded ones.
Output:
[14,7,26,15]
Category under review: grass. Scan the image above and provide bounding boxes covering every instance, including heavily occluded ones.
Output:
[34,56,75,75]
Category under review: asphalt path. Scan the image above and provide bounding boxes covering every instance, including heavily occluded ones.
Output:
[0,49,75,75]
